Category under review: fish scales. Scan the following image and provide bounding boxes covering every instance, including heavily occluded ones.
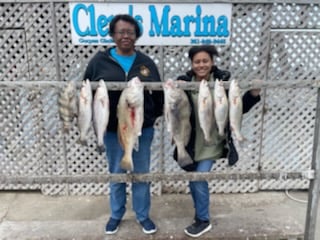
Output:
[198,79,214,144]
[58,80,77,133]
[229,79,244,142]
[214,79,228,136]
[163,79,193,168]
[78,79,93,145]
[117,77,144,171]
[93,79,110,154]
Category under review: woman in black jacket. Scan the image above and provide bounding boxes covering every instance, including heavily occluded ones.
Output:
[84,14,163,236]
[176,45,261,238]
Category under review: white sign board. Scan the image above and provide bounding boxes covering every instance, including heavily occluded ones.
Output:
[69,3,232,46]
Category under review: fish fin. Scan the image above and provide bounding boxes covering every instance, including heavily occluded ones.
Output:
[133,138,139,151]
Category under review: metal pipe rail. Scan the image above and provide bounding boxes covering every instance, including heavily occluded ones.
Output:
[0,171,314,185]
[0,79,319,90]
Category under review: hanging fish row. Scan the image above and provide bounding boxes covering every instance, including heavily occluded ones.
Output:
[58,77,243,171]
[58,77,144,172]
[58,79,110,153]
[163,78,243,168]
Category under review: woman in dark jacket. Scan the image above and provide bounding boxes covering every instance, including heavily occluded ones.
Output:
[84,14,163,236]
[176,45,261,238]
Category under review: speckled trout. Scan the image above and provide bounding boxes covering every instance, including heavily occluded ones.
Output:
[214,79,228,136]
[198,79,214,144]
[229,79,244,142]
[78,79,93,145]
[93,80,109,154]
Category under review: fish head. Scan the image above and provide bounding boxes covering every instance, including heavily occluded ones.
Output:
[199,79,211,95]
[229,79,241,97]
[163,78,177,89]
[80,79,92,101]
[214,79,226,97]
[65,80,76,97]
[125,77,144,107]
[128,77,143,89]
[98,79,105,87]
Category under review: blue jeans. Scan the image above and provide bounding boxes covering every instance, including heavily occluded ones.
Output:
[189,159,215,222]
[104,127,154,222]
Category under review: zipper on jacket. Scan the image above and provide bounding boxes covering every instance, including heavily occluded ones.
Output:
[108,54,128,81]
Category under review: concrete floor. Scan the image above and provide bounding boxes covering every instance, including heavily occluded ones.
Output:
[0,190,318,239]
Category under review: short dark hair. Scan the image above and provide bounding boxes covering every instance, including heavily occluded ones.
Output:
[188,45,219,61]
[109,14,142,38]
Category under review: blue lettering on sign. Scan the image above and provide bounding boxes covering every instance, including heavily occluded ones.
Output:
[72,3,113,37]
[72,4,97,36]
[73,4,144,38]
[149,4,230,38]
[79,38,99,44]
[149,5,170,36]
[216,16,229,37]
[128,5,144,35]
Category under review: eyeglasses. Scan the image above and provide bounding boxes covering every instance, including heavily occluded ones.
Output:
[114,30,136,37]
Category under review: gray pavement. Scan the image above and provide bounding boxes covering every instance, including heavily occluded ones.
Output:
[0,190,318,239]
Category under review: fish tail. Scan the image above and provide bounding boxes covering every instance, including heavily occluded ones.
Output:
[233,129,245,142]
[203,133,214,145]
[218,127,225,136]
[63,125,70,134]
[96,144,105,154]
[78,138,88,146]
[177,146,193,167]
[120,153,133,171]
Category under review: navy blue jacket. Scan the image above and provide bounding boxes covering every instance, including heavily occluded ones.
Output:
[84,47,164,131]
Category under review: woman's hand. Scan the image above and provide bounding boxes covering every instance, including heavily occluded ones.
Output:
[250,79,262,97]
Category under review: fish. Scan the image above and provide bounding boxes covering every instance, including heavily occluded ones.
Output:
[58,80,77,133]
[163,79,193,168]
[117,77,144,171]
[93,79,109,154]
[78,79,93,145]
[214,79,228,136]
[229,79,244,142]
[198,79,214,144]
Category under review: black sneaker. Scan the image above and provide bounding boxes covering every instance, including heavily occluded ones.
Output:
[105,217,121,234]
[184,218,212,238]
[139,218,157,234]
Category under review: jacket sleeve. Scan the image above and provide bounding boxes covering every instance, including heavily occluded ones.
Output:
[242,91,261,114]
[83,62,92,80]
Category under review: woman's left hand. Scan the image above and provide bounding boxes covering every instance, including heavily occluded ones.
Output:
[250,79,262,97]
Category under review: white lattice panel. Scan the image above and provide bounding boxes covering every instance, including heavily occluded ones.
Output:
[271,3,320,29]
[259,31,320,190]
[1,2,320,196]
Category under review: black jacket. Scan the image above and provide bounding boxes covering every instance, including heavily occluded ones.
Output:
[176,66,261,171]
[84,47,164,131]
